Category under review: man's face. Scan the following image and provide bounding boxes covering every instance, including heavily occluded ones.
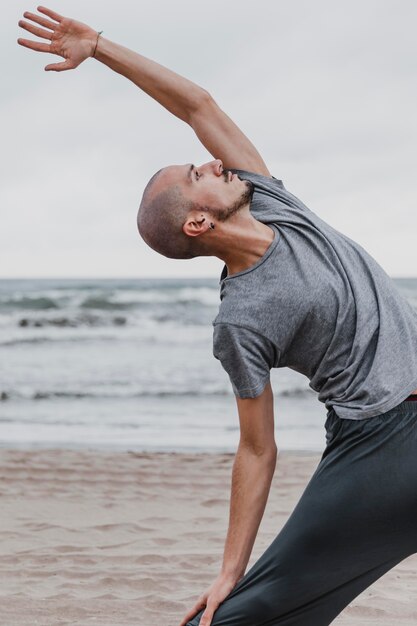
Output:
[155,159,253,220]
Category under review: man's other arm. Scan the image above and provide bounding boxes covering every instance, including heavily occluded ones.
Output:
[180,381,277,626]
[17,6,271,176]
[221,381,277,582]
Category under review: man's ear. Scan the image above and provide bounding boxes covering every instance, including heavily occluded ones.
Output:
[182,211,211,238]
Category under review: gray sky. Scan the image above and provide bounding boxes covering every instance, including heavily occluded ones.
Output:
[1,0,416,278]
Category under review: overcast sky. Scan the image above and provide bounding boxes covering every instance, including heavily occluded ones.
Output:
[1,0,416,278]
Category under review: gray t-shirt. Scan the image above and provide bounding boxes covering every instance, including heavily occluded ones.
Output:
[212,169,417,420]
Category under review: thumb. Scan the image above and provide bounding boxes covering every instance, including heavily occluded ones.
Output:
[45,60,75,72]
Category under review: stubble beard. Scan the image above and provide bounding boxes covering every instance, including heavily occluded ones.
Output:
[215,180,254,222]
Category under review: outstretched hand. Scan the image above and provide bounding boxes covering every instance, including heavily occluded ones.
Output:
[17,5,98,71]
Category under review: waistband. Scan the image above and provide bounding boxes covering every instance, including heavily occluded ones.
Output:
[327,393,417,424]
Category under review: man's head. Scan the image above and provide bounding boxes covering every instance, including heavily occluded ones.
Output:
[137,159,253,259]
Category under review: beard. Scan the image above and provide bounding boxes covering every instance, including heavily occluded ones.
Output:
[214,179,254,222]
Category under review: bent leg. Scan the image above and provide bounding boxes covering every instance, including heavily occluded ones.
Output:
[186,401,417,626]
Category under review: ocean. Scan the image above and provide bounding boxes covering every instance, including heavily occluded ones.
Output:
[1,277,417,453]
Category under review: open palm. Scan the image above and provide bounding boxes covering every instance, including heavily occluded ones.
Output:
[18,5,98,71]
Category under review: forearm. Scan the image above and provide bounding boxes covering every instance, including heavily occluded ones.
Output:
[18,7,270,174]
[221,445,277,582]
[94,36,208,124]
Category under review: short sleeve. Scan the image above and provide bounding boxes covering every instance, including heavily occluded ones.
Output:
[212,323,277,399]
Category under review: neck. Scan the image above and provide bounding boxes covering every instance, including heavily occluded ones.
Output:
[214,217,276,277]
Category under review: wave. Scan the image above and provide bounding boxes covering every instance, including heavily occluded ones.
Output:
[1,386,314,402]
[0,286,220,312]
[0,388,231,401]
[80,297,136,311]
[0,305,213,330]
[0,296,59,310]
[0,334,123,347]
[15,314,127,329]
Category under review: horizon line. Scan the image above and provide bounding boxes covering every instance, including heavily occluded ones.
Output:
[0,275,416,281]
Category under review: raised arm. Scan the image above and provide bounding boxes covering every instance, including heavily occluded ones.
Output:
[17,6,271,176]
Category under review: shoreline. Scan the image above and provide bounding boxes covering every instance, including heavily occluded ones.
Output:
[0,448,416,625]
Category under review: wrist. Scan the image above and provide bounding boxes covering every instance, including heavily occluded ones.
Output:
[91,30,104,58]
[75,32,100,60]
[219,566,244,585]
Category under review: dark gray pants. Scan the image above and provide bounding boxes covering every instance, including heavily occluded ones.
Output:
[187,398,417,626]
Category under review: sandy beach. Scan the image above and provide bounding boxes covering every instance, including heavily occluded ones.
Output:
[0,448,416,626]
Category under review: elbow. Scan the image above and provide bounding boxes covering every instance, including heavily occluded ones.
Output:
[196,88,213,108]
[266,446,278,475]
[187,89,215,125]
[238,440,278,464]
[264,444,278,465]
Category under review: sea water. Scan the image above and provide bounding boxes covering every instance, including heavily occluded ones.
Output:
[1,277,416,452]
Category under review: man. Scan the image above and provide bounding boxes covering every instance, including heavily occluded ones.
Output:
[18,7,417,626]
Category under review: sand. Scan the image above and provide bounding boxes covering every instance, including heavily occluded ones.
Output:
[0,448,416,626]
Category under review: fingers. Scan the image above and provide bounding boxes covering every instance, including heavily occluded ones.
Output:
[37,5,63,23]
[199,604,217,626]
[22,11,58,31]
[45,60,74,72]
[178,600,205,626]
[17,37,52,53]
[18,19,53,41]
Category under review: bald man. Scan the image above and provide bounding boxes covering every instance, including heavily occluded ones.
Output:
[18,7,417,626]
